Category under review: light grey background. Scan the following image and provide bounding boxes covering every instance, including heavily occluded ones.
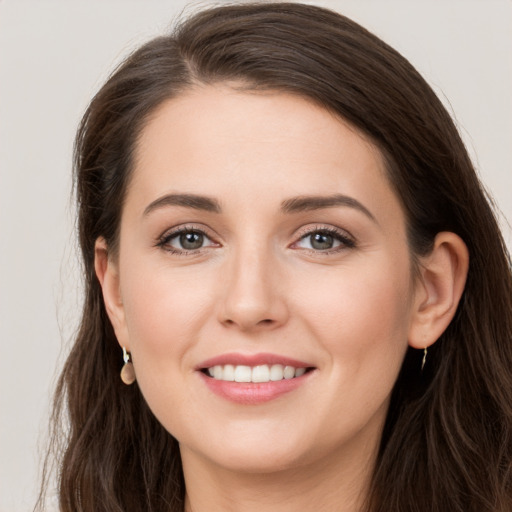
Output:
[1,1,511,510]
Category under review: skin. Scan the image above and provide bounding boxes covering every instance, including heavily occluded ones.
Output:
[95,85,468,512]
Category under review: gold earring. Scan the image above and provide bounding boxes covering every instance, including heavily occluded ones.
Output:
[421,347,428,372]
[120,347,136,385]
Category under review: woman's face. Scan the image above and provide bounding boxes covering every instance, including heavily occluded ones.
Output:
[106,85,421,474]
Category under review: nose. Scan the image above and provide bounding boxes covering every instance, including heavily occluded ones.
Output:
[218,246,289,332]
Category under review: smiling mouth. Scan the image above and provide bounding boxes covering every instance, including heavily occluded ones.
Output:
[202,364,314,383]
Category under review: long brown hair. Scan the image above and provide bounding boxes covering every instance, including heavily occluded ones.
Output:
[38,3,512,511]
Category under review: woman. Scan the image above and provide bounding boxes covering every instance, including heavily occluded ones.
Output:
[39,2,512,511]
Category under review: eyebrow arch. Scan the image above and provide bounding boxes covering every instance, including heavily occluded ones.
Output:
[280,194,377,223]
[143,193,221,216]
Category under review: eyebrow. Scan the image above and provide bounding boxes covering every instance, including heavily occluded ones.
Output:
[143,192,376,223]
[280,194,377,223]
[143,193,221,216]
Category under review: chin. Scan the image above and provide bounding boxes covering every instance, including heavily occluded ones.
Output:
[180,426,315,475]
[206,445,308,475]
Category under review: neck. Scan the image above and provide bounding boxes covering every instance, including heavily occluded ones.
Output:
[181,438,377,512]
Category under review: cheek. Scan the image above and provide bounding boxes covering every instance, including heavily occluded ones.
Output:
[290,258,413,446]
[299,258,413,374]
[119,260,215,373]
[118,263,220,430]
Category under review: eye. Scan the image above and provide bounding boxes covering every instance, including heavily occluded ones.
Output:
[158,227,217,253]
[293,227,355,252]
[176,231,205,250]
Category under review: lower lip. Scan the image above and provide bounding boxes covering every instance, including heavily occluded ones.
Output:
[198,371,313,405]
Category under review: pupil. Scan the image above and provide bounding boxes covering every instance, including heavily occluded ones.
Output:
[311,232,333,250]
[180,232,203,250]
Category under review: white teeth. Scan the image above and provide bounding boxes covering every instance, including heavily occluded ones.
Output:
[206,364,309,382]
[223,364,235,381]
[252,365,270,383]
[295,367,306,377]
[283,365,295,379]
[234,365,252,382]
[213,365,223,380]
[270,364,284,381]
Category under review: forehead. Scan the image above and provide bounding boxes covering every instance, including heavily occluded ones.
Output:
[128,85,400,223]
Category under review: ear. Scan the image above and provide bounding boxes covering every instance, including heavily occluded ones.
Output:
[94,237,129,351]
[408,232,469,349]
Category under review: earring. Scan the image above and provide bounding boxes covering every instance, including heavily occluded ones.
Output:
[120,347,136,385]
[421,347,428,372]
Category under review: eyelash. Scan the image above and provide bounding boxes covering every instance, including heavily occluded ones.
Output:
[156,224,355,255]
[156,225,218,256]
[292,225,356,254]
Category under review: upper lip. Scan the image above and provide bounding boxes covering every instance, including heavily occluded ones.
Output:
[196,352,314,370]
